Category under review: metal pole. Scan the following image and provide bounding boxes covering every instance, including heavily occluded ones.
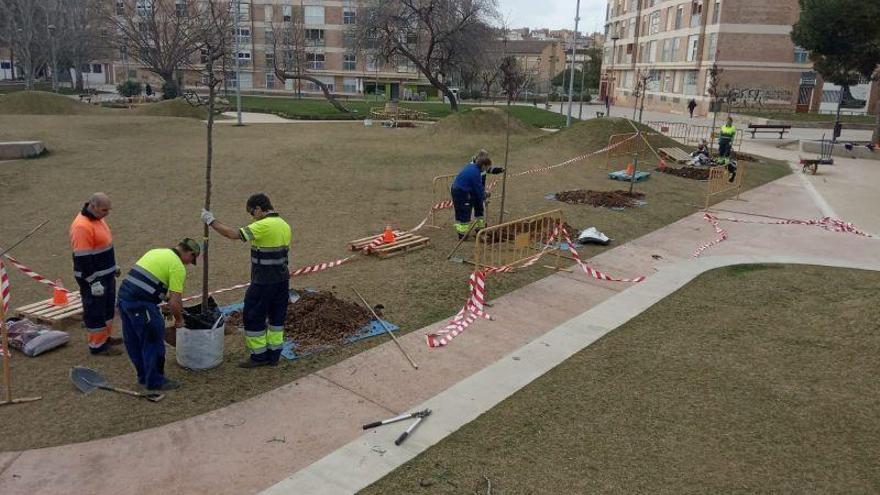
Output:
[578,51,586,120]
[609,37,618,117]
[565,0,581,127]
[234,0,243,126]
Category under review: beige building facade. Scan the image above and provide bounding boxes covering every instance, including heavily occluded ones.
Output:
[600,0,823,116]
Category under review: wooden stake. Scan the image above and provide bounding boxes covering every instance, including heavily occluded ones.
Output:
[0,298,42,407]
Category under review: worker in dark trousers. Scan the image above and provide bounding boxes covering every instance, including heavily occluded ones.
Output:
[202,193,292,368]
[718,116,736,159]
[450,150,503,239]
[69,192,122,356]
[117,239,200,391]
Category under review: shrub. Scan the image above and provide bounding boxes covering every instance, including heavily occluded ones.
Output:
[117,80,143,97]
[161,81,179,100]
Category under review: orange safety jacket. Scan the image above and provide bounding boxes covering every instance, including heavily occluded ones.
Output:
[69,204,117,283]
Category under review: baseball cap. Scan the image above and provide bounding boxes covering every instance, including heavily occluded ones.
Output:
[180,237,202,264]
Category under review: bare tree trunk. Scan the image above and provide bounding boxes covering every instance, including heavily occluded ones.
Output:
[202,69,215,314]
[874,108,880,144]
[75,67,84,91]
[278,72,350,113]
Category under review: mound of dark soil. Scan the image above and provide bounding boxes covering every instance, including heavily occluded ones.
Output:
[656,166,710,180]
[555,189,645,208]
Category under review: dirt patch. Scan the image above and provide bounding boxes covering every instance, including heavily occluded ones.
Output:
[226,291,371,352]
[433,107,535,136]
[555,189,645,208]
[657,166,710,180]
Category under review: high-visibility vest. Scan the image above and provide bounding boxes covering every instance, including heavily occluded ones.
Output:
[240,213,292,284]
[69,205,117,283]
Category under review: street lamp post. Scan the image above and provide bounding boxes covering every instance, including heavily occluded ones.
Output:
[234,0,243,126]
[607,34,619,117]
[565,0,581,127]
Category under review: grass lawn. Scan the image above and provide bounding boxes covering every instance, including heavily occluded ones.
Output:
[0,106,787,450]
[739,110,876,124]
[239,95,570,128]
[363,264,880,494]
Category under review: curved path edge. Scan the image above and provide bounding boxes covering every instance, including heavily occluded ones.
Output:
[264,255,880,495]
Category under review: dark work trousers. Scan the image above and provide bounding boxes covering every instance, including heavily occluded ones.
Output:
[118,298,167,389]
[242,280,290,364]
[718,139,732,158]
[77,274,116,353]
[451,187,484,224]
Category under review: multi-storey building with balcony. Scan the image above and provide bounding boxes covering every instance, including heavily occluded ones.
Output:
[600,0,823,116]
[112,0,433,99]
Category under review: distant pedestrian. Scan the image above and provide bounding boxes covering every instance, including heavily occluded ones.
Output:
[687,99,697,118]
[145,83,153,97]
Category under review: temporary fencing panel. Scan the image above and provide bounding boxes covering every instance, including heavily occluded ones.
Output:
[429,174,456,227]
[473,210,564,270]
[705,161,745,209]
[604,133,646,169]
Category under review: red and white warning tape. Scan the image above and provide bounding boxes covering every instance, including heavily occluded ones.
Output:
[560,227,647,283]
[1,259,10,315]
[426,271,492,348]
[694,213,871,258]
[2,254,69,293]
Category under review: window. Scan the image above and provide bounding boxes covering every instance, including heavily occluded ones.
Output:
[675,6,683,29]
[305,29,325,46]
[230,2,249,21]
[265,51,275,66]
[672,37,681,60]
[92,64,102,74]
[649,11,661,34]
[136,0,153,15]
[81,64,92,73]
[683,70,698,95]
[266,73,275,89]
[343,77,358,93]
[0,62,10,69]
[663,71,673,92]
[690,1,703,27]
[304,5,324,24]
[686,34,699,61]
[343,54,356,71]
[307,53,325,70]
[264,5,273,22]
[343,8,356,24]
[665,6,673,31]
[235,27,251,44]
[306,75,333,92]
[265,29,275,47]
[646,69,660,91]
[647,40,656,63]
[661,39,671,62]
[283,5,292,22]
[175,0,186,17]
[712,0,720,23]
[237,51,251,61]
[366,56,379,72]
[116,1,124,15]
[706,33,717,60]
[794,46,809,64]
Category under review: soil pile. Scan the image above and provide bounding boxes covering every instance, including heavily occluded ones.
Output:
[0,91,104,115]
[227,291,372,351]
[132,98,209,119]
[433,107,534,135]
[657,166,710,180]
[555,189,645,208]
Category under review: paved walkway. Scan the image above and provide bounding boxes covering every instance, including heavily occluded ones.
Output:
[1,155,877,495]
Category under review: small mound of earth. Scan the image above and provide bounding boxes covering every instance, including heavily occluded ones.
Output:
[433,107,534,135]
[656,166,710,180]
[555,189,645,208]
[226,290,372,351]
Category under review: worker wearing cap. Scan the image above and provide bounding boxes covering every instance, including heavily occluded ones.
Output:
[117,239,200,391]
[202,193,292,368]
[69,192,122,356]
[450,150,503,239]
[718,117,736,159]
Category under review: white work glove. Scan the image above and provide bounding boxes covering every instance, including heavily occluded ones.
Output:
[201,209,216,226]
[90,280,105,297]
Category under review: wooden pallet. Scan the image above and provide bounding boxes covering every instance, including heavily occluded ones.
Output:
[348,231,430,259]
[659,147,692,164]
[15,291,84,325]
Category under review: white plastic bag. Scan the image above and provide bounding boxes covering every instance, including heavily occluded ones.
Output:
[175,317,225,370]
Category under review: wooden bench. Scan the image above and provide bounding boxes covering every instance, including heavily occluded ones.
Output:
[15,291,84,325]
[658,147,692,164]
[747,124,791,139]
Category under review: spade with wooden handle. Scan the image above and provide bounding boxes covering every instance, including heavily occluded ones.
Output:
[70,366,165,403]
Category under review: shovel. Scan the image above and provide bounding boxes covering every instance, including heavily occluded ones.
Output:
[70,366,165,403]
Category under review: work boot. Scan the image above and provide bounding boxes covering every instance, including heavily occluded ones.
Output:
[149,379,180,391]
[106,336,124,346]
[91,346,122,357]
[238,359,271,369]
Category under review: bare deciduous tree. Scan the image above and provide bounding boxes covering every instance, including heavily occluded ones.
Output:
[269,7,349,112]
[55,0,111,91]
[109,0,204,96]
[0,0,50,89]
[357,0,499,111]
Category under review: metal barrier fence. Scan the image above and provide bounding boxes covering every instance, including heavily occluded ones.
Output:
[604,133,646,169]
[705,161,745,209]
[429,174,456,227]
[647,121,744,152]
[474,210,564,270]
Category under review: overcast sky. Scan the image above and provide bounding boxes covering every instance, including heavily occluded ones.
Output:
[498,0,608,33]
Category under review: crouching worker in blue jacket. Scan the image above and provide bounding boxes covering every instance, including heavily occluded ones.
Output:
[450,150,504,239]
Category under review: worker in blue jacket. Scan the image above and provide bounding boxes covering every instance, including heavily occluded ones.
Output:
[450,150,503,239]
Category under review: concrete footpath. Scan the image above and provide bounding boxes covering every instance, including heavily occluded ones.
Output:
[1,160,878,494]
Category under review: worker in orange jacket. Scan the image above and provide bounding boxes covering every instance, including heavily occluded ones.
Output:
[70,193,122,355]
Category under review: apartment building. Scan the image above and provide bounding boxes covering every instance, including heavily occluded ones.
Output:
[504,40,566,94]
[600,0,820,116]
[116,0,433,99]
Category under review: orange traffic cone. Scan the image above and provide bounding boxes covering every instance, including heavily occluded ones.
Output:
[53,280,69,306]
[626,163,635,176]
[382,226,396,244]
